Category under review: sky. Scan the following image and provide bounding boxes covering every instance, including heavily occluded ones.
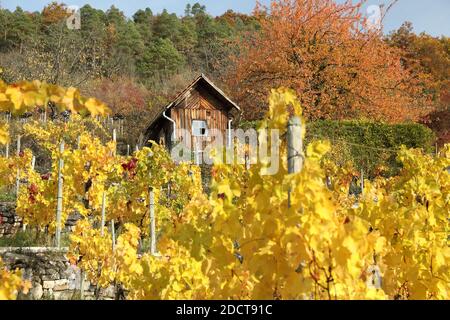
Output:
[1,0,449,37]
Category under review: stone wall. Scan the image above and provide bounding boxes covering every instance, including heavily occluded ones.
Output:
[0,247,116,300]
[0,202,22,237]
[0,202,83,238]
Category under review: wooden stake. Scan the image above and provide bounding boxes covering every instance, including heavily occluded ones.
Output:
[112,129,117,156]
[80,270,85,300]
[195,141,201,166]
[360,168,364,196]
[31,156,36,171]
[245,151,250,170]
[55,140,65,248]
[111,219,116,251]
[127,145,130,157]
[326,176,332,189]
[287,117,303,174]
[16,135,21,156]
[15,169,20,196]
[15,136,22,196]
[287,117,303,208]
[4,118,9,158]
[100,191,106,236]
[149,189,156,255]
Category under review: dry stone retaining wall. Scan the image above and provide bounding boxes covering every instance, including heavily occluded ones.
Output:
[0,202,22,237]
[0,247,116,300]
[0,202,83,238]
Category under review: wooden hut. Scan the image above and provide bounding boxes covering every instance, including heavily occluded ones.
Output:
[140,74,241,153]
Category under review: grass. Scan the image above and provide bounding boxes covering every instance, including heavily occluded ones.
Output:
[0,190,16,202]
[0,229,71,247]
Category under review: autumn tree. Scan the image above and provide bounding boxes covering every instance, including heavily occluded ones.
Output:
[84,76,150,117]
[82,76,150,148]
[388,22,449,109]
[387,22,450,145]
[225,0,432,122]
[41,1,69,25]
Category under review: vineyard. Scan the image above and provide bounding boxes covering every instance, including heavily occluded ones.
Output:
[0,79,448,300]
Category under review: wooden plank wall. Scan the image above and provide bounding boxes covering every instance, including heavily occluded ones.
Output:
[170,86,230,149]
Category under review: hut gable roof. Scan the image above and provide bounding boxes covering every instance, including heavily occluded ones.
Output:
[139,74,241,147]
[146,74,240,128]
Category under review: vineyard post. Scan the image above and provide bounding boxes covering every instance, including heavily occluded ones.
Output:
[15,135,21,196]
[22,155,36,231]
[360,168,364,196]
[112,129,117,156]
[195,141,200,166]
[245,145,250,170]
[127,145,130,156]
[111,219,116,251]
[287,117,303,207]
[326,176,332,189]
[55,140,65,248]
[16,135,21,156]
[15,172,20,198]
[135,145,139,153]
[100,191,106,236]
[149,188,157,255]
[77,136,81,149]
[5,114,10,158]
[80,270,85,300]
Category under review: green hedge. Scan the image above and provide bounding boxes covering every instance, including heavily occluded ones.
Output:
[306,120,435,177]
[238,119,435,177]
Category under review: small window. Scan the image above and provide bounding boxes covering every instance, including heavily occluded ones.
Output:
[192,120,208,137]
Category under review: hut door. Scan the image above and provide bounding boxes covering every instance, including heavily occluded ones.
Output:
[192,120,208,164]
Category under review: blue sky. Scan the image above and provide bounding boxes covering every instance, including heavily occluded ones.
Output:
[1,0,449,36]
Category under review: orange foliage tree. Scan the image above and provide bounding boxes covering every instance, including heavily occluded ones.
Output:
[42,2,70,25]
[388,22,449,144]
[84,76,150,117]
[225,0,432,122]
[388,22,450,110]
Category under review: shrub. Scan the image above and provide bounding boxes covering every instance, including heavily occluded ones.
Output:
[237,119,435,177]
[305,120,435,177]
